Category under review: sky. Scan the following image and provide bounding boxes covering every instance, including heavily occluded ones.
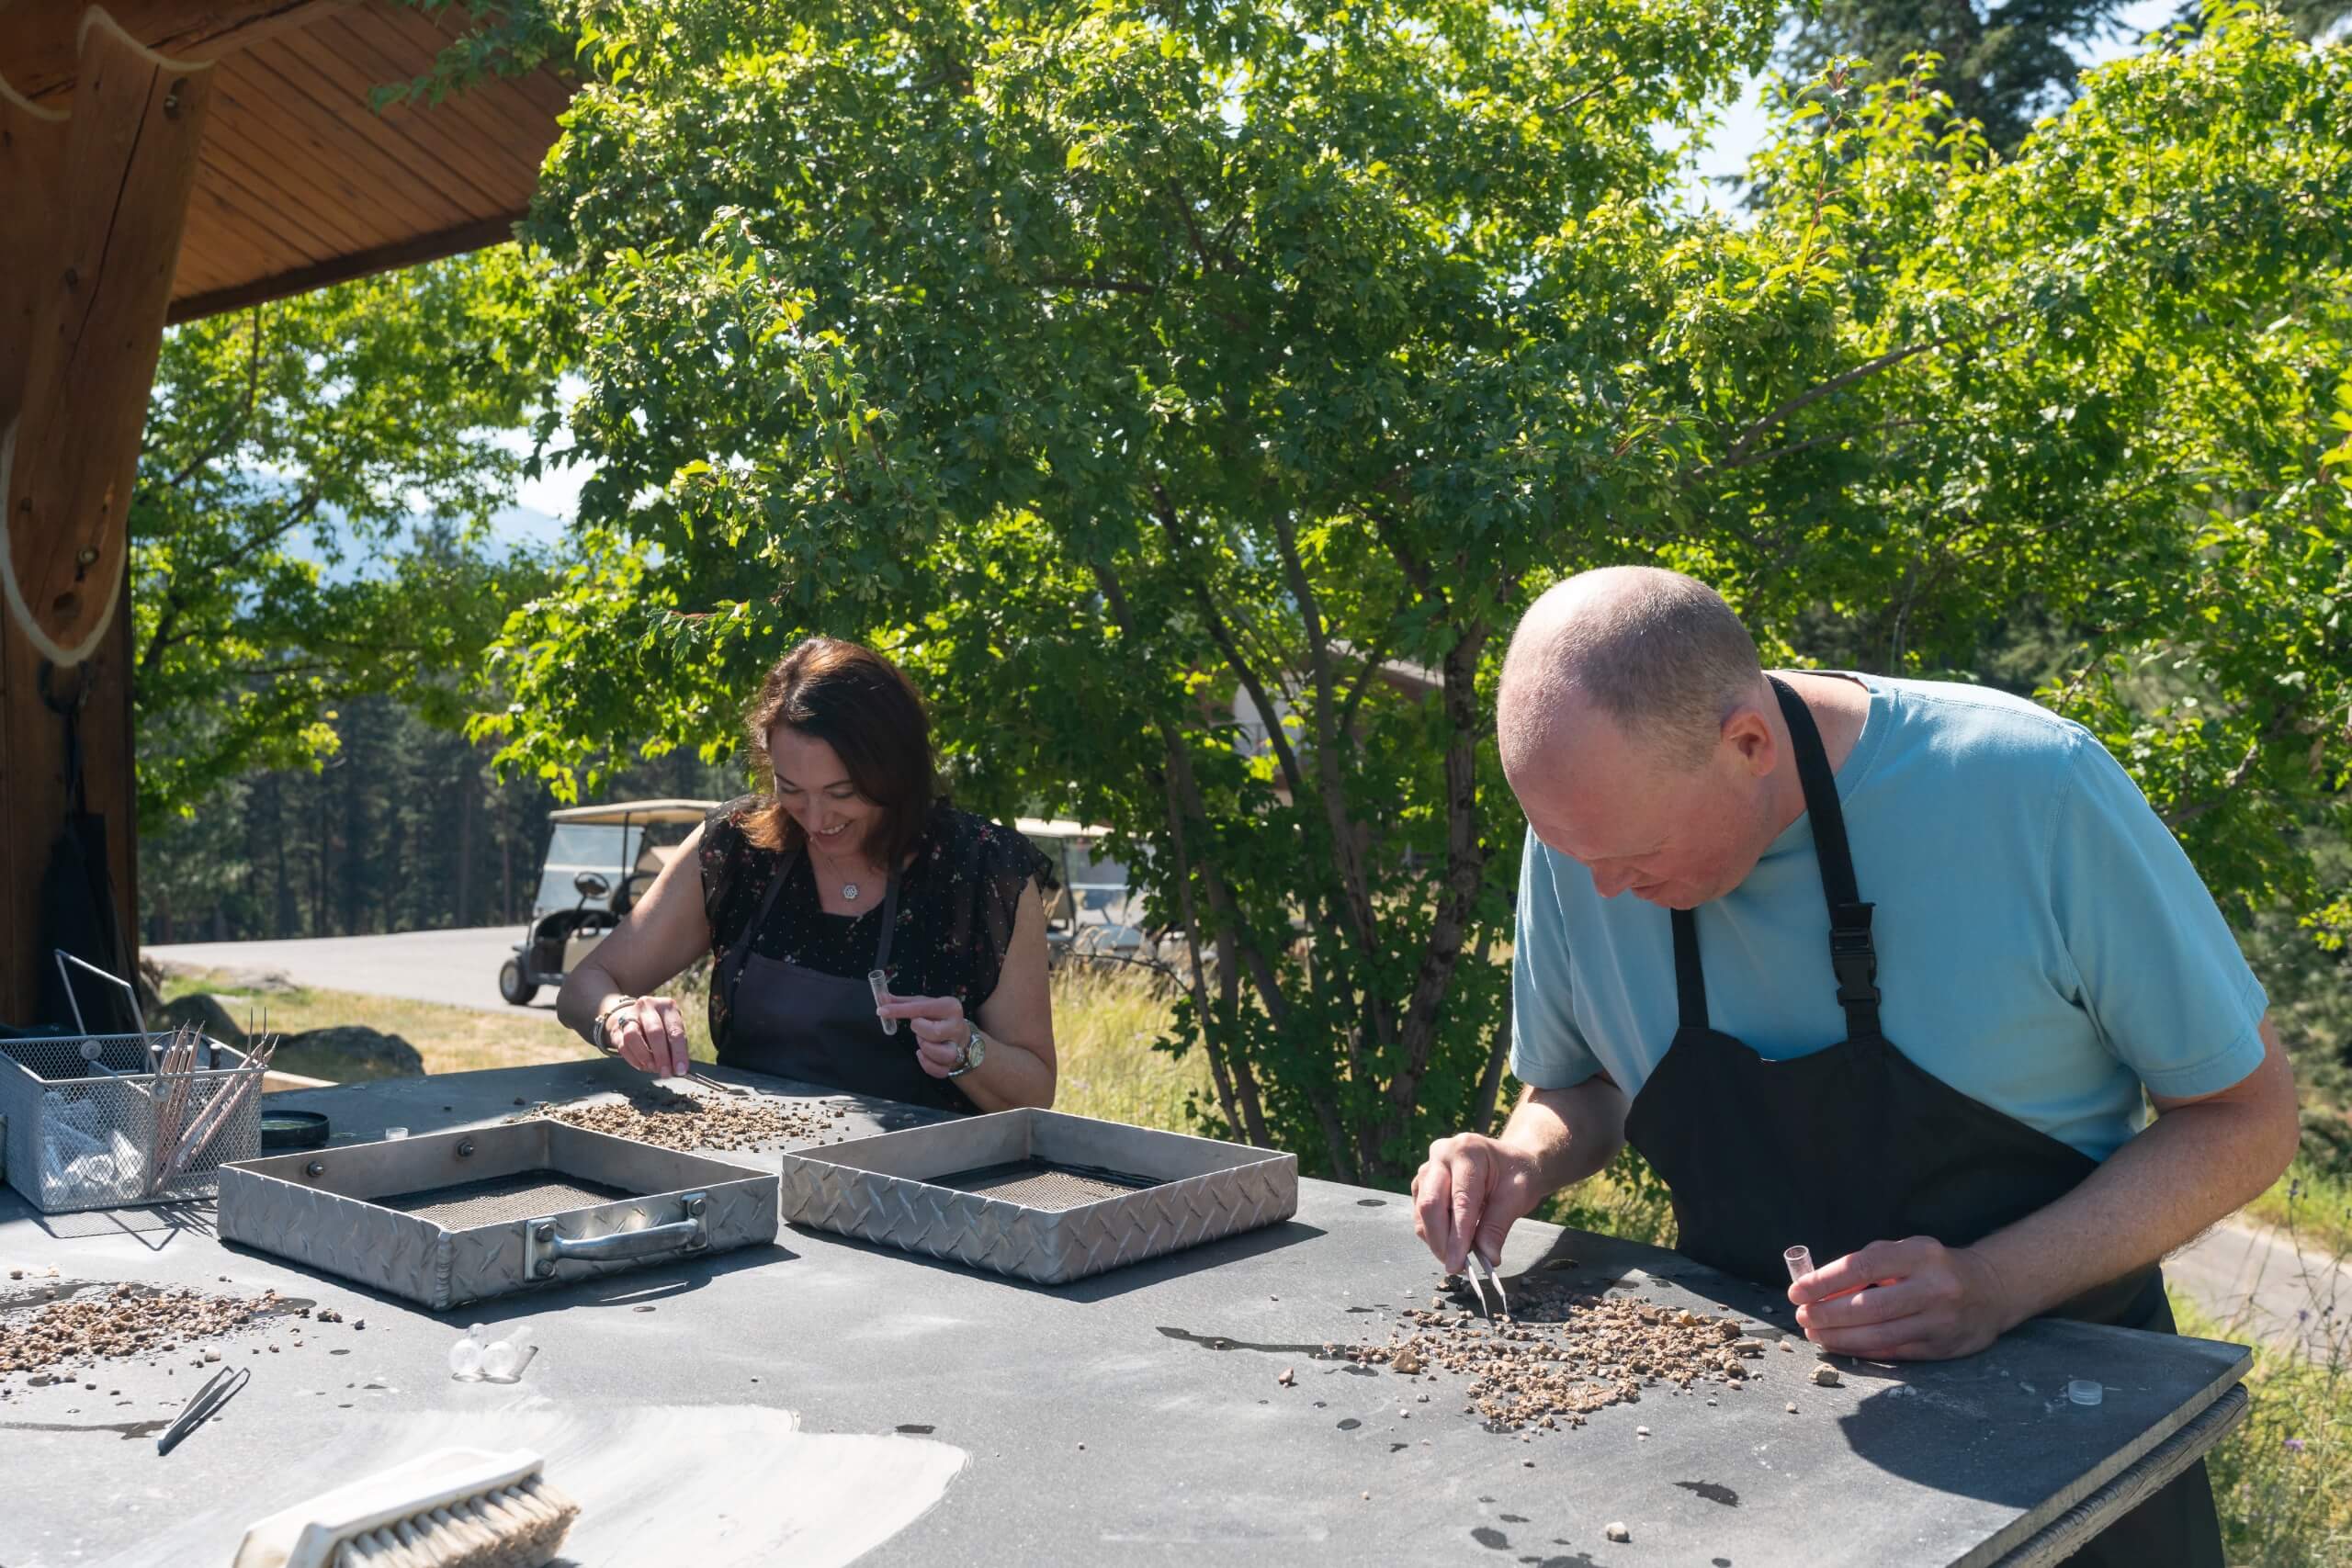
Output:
[490,0,2193,547]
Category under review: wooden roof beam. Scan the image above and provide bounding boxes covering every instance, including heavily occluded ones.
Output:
[0,0,345,102]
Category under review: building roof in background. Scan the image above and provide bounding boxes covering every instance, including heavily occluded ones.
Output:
[0,0,571,323]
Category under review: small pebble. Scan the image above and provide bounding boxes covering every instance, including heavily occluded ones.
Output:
[1277,1369,1295,1387]
[1361,1491,1371,1501]
[1812,1365,1840,1387]
[1605,1522,1632,1543]
[1077,1443,1085,1451]
[1781,1340,1795,1352]
[1786,1402,1800,1414]
[1634,1426,1650,1438]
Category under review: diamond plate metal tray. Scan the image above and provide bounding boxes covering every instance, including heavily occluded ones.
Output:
[776,1109,1297,1285]
[217,1119,779,1311]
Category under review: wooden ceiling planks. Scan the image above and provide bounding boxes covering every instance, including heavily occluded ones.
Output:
[0,2,571,323]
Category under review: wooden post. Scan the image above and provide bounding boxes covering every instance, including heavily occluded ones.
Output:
[0,7,211,1024]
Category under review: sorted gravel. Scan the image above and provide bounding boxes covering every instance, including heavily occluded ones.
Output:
[1,1284,294,1378]
[512,1085,849,1153]
[1326,1280,1781,1433]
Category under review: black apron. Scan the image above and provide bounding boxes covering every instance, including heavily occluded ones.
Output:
[714,852,974,1115]
[1620,676,2221,1568]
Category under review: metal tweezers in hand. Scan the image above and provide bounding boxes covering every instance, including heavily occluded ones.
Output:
[1463,1247,1510,1320]
[686,1069,752,1098]
[156,1363,250,1455]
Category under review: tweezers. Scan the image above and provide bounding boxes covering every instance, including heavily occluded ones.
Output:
[686,1069,752,1098]
[156,1363,250,1455]
[1464,1247,1511,1320]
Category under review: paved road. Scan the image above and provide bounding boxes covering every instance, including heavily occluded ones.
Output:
[151,928,2352,1360]
[151,924,544,1015]
[2167,1216,2350,1362]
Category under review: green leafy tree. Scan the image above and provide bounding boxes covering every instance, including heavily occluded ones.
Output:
[466,0,2349,1182]
[1687,11,2352,923]
[132,248,560,834]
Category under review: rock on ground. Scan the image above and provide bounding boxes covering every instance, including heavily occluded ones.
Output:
[277,1025,425,1077]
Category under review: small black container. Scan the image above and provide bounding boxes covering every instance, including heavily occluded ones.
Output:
[258,1109,330,1152]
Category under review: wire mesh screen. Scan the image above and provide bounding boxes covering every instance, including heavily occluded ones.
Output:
[0,1034,260,1213]
[933,1159,1162,1211]
[377,1172,640,1229]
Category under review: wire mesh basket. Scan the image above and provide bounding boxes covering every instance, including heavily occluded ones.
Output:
[0,1032,264,1213]
[0,954,265,1213]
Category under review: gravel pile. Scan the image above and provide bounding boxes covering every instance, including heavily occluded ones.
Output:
[514,1086,848,1153]
[1,1284,287,1377]
[1329,1284,1775,1431]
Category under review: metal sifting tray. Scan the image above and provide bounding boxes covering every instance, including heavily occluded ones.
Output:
[777,1109,1297,1285]
[218,1119,778,1311]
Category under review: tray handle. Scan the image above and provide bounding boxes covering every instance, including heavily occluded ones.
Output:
[525,1192,708,1279]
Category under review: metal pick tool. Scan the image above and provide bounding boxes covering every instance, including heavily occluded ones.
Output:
[1457,1247,1510,1320]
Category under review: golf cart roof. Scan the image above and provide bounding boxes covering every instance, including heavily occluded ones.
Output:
[546,798,718,827]
[1017,818,1111,840]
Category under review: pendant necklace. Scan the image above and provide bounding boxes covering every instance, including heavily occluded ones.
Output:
[813,838,863,903]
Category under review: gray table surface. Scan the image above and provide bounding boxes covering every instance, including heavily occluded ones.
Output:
[0,1060,2250,1567]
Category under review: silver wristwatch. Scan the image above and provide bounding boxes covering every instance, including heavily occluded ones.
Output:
[945,1025,987,1078]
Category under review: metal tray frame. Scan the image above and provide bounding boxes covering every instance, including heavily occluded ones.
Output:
[777,1109,1297,1284]
[218,1119,778,1311]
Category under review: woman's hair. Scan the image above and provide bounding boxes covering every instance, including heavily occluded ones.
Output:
[743,637,936,868]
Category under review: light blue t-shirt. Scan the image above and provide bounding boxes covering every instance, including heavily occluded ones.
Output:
[1510,673,2269,1161]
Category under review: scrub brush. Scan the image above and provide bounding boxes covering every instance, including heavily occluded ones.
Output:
[232,1447,578,1568]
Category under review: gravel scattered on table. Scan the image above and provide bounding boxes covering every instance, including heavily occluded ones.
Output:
[1,1284,295,1378]
[1326,1282,1781,1432]
[511,1085,849,1153]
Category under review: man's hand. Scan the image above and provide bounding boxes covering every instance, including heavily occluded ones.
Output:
[1412,1134,1546,1276]
[1788,1236,2021,1360]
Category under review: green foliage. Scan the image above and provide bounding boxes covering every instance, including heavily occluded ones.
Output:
[471,1,2351,1181]
[1707,15,2352,929]
[133,249,561,834]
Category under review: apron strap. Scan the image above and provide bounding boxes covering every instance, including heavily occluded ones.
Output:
[717,845,799,1021]
[1768,675,1882,1040]
[872,872,902,973]
[1671,908,1709,1032]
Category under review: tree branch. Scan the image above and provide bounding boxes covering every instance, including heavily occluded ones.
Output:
[1721,317,2012,466]
[2164,705,2301,830]
[1150,481,1307,804]
[162,304,268,491]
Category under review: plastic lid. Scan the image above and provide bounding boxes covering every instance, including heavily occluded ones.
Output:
[2067,1379,2102,1406]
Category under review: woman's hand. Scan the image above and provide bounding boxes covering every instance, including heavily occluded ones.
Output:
[602,995,692,1077]
[878,994,975,1078]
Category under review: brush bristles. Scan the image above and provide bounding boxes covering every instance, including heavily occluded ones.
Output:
[331,1473,580,1568]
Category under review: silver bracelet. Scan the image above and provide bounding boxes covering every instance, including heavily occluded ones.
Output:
[592,997,638,1054]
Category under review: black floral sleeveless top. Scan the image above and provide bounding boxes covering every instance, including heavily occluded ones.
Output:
[698,797,1053,1051]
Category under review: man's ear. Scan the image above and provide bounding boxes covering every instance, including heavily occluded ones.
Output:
[1722,704,1777,776]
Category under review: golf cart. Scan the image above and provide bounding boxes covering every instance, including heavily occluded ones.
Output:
[499,799,717,1006]
[1016,818,1155,963]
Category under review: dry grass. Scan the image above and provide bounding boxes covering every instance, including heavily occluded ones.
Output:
[159,961,1194,1113]
[158,969,594,1080]
[1042,964,1205,1129]
[2173,1288,2352,1567]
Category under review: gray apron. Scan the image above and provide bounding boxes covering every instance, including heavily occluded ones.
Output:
[714,849,975,1114]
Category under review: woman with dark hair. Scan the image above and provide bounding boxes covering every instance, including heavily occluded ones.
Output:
[556,637,1057,1112]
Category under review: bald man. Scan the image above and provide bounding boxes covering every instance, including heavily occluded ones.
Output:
[1414,568,2296,1568]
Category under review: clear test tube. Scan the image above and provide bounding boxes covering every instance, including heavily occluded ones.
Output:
[1783,1246,1814,1282]
[867,969,897,1035]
